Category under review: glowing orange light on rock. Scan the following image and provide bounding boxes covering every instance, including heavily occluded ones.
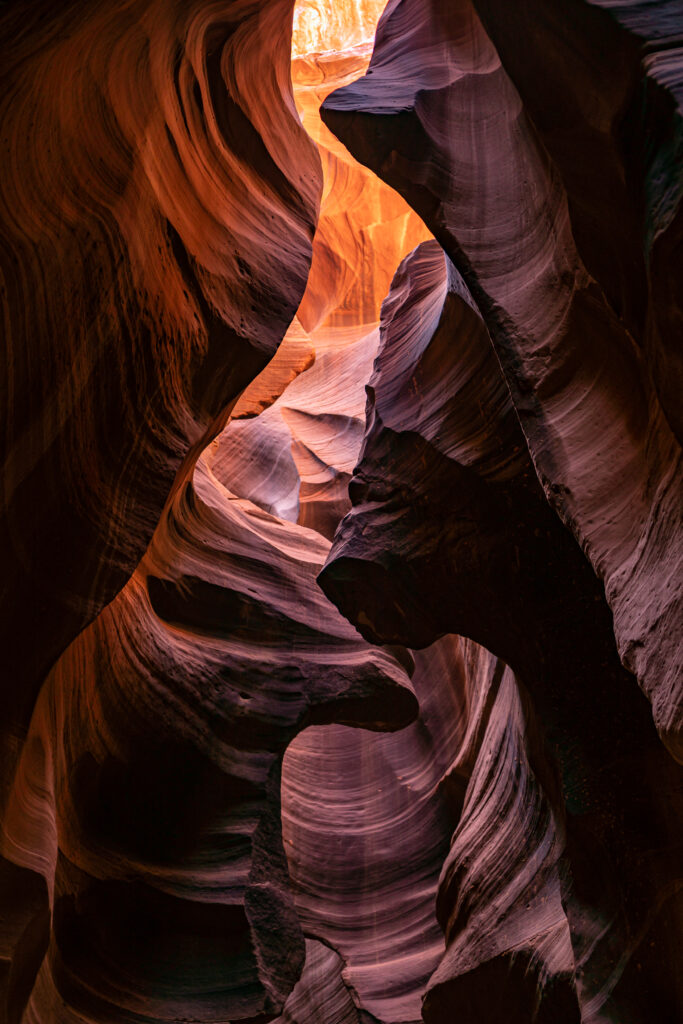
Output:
[291,0,431,334]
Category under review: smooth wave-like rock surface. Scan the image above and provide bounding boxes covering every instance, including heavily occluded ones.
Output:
[209,228,578,1023]
[0,0,321,755]
[426,661,576,1024]
[184,195,575,1022]
[321,0,683,762]
[1,452,416,1023]
[471,0,683,444]
[283,638,576,1024]
[211,328,379,539]
[212,308,573,1023]
[320,240,682,1023]
[2,1,682,1023]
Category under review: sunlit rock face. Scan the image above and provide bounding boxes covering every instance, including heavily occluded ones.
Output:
[222,0,432,540]
[291,0,430,336]
[1,0,682,1023]
[292,0,387,56]
[212,332,377,539]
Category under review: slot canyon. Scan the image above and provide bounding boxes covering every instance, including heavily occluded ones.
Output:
[0,0,681,1022]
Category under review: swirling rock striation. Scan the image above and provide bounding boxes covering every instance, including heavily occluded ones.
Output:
[211,328,380,539]
[2,1,681,1023]
[1,451,416,1023]
[215,319,568,1024]
[471,0,683,444]
[321,0,683,762]
[0,0,321,751]
[427,658,576,1024]
[320,240,683,1023]
[216,229,577,1023]
[281,636,463,1024]
[283,636,575,1024]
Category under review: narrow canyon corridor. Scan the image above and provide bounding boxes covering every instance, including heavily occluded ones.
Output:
[0,2,681,1023]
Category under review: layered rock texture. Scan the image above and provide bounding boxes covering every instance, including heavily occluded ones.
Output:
[0,0,323,750]
[1,0,682,1023]
[320,239,682,1022]
[3,456,418,1023]
[321,0,683,762]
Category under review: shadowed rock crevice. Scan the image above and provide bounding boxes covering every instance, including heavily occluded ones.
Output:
[1,1,681,1022]
[320,240,682,1023]
[321,0,683,764]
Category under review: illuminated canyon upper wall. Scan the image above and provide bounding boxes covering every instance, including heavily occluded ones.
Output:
[0,1,681,1023]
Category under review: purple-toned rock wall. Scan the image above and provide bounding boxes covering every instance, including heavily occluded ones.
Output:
[1,1,681,1022]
